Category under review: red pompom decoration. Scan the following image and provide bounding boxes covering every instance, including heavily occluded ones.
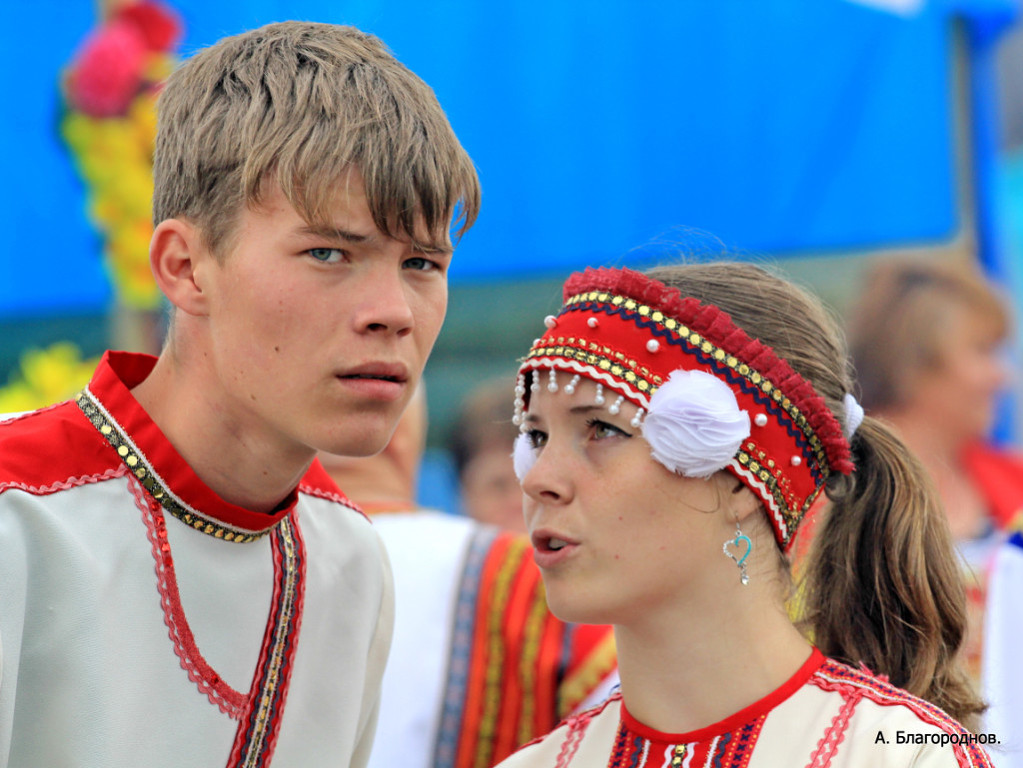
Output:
[66,20,148,117]
[116,1,183,53]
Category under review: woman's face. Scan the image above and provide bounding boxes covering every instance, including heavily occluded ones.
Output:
[912,302,1008,442]
[519,372,736,626]
[461,443,528,534]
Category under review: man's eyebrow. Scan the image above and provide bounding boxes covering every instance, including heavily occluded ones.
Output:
[412,242,455,256]
[296,223,454,256]
[296,224,371,243]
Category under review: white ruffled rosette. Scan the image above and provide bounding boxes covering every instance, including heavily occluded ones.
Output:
[513,431,537,483]
[641,369,751,479]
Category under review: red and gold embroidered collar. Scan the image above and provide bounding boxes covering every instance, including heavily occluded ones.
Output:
[77,350,298,542]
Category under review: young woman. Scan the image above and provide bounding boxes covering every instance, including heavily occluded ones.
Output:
[497,263,992,767]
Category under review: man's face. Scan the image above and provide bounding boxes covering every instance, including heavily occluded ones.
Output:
[196,171,450,461]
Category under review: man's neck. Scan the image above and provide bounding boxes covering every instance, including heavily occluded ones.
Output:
[131,351,314,513]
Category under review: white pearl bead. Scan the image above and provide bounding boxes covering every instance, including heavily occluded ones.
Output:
[646,339,660,353]
[754,413,768,427]
[791,455,803,467]
[587,317,599,329]
[544,315,557,329]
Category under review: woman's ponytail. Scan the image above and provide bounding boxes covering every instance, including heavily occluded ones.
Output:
[800,415,985,729]
[646,261,985,728]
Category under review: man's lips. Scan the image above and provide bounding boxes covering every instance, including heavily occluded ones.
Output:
[335,362,409,383]
[334,363,409,400]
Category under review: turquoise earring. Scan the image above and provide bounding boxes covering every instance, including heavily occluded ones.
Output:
[723,520,752,586]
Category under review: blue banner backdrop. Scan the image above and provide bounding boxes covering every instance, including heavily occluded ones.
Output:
[0,0,1013,317]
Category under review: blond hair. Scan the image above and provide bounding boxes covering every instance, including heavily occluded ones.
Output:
[646,261,984,729]
[848,258,1009,411]
[153,21,480,255]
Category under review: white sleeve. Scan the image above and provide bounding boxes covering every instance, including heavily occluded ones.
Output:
[0,493,29,768]
[982,534,1023,768]
[349,531,395,768]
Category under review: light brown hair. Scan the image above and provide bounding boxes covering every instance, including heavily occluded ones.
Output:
[153,21,480,255]
[848,258,1009,412]
[646,261,984,729]
[449,377,519,480]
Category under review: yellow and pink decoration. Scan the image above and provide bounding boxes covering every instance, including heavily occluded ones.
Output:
[61,1,182,310]
[0,343,100,414]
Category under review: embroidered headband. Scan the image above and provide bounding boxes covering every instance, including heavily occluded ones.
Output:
[513,266,855,551]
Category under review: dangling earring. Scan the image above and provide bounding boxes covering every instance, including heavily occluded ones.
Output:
[723,519,752,586]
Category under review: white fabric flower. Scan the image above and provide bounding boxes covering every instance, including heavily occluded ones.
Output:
[512,432,537,483]
[641,369,751,479]
[843,392,864,439]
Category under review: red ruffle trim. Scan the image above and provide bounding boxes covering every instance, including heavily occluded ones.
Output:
[564,267,854,475]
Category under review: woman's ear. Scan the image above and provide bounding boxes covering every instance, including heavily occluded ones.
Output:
[727,477,762,524]
[149,218,211,317]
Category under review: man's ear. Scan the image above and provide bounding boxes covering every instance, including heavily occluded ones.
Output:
[149,218,212,317]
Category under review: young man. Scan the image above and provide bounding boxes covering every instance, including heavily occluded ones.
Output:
[0,21,479,767]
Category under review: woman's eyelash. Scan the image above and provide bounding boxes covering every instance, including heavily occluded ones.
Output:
[525,429,547,449]
[585,418,632,439]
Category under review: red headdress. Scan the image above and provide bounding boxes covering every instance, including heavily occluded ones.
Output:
[515,267,854,551]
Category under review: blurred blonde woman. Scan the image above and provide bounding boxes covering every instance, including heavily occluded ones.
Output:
[847,257,1020,685]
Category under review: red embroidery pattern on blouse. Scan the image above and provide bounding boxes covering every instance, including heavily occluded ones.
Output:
[298,482,368,520]
[810,660,991,768]
[805,689,862,768]
[535,694,618,768]
[721,716,766,768]
[0,465,127,495]
[555,716,590,768]
[228,515,306,768]
[135,472,307,767]
[133,474,247,717]
[606,704,764,768]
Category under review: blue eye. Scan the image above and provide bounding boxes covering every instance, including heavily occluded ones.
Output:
[307,248,345,264]
[403,256,442,272]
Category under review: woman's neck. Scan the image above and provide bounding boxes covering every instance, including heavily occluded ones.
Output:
[613,577,813,735]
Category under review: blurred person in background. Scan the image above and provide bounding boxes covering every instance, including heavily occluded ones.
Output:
[846,256,1020,688]
[449,377,526,533]
[321,385,618,768]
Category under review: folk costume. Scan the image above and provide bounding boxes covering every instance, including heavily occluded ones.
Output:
[0,351,393,767]
[958,442,1023,686]
[981,528,1023,768]
[500,650,991,768]
[500,267,993,768]
[367,510,617,768]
